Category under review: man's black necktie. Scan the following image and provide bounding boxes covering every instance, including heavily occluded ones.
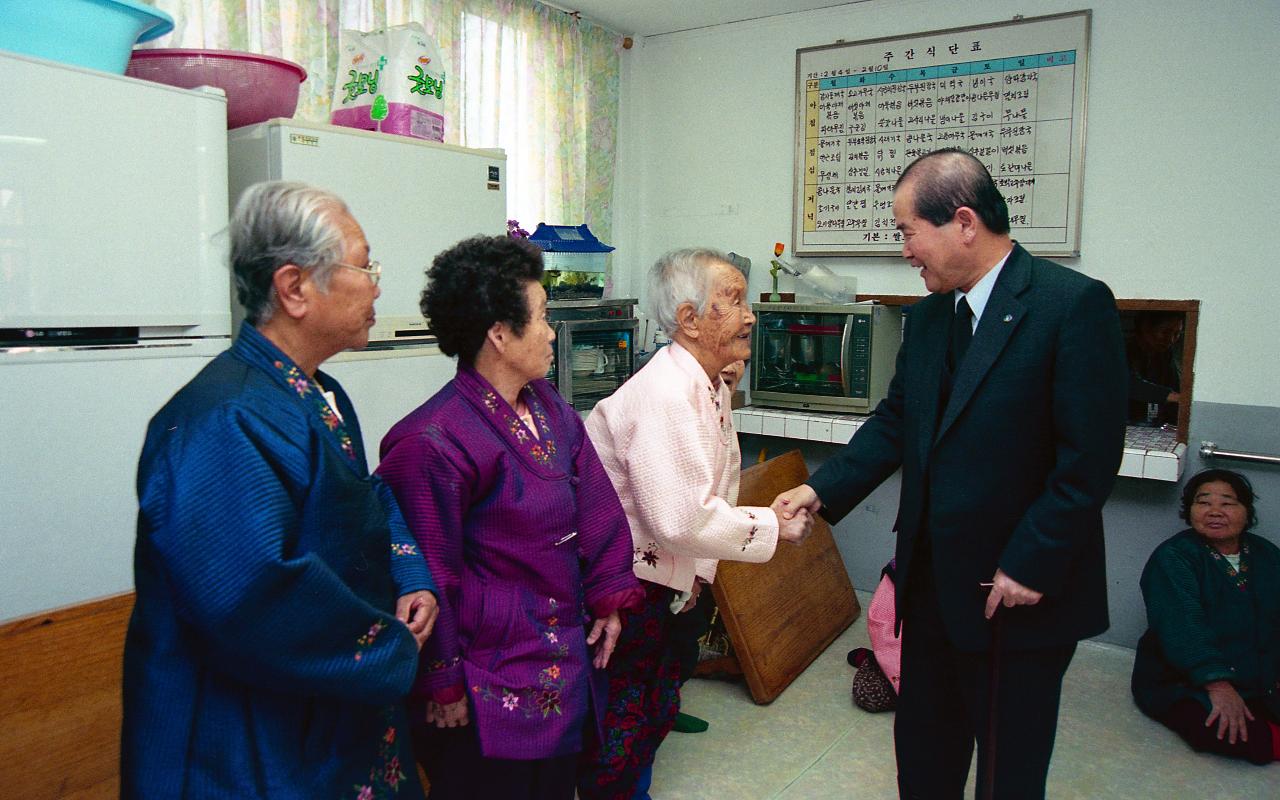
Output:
[940,296,973,413]
[948,296,973,374]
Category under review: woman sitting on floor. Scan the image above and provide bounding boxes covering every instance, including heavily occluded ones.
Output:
[1132,468,1280,765]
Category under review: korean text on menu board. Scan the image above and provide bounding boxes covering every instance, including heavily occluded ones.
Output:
[792,11,1090,257]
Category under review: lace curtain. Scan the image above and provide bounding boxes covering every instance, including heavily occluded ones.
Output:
[144,0,622,244]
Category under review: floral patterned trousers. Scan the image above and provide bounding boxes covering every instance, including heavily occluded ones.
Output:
[577,581,683,800]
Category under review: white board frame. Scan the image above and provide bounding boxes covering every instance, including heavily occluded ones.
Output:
[793,10,1091,257]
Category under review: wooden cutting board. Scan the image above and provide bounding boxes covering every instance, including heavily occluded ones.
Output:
[708,449,860,703]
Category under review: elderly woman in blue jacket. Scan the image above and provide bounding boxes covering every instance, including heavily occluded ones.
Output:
[1132,469,1280,765]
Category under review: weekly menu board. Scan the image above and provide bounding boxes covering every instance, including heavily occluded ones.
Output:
[793,11,1090,256]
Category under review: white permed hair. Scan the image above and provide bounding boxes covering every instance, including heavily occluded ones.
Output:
[646,247,732,336]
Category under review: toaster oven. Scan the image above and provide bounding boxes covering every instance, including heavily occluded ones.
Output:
[546,298,638,412]
[750,302,902,414]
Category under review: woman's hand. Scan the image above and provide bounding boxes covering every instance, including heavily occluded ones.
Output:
[395,590,439,651]
[1204,680,1254,744]
[778,507,813,544]
[425,698,470,728]
[586,610,622,669]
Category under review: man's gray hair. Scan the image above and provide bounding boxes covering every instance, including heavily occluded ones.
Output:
[230,181,350,325]
[646,247,733,336]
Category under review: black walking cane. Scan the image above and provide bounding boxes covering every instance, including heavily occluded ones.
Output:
[980,583,1002,800]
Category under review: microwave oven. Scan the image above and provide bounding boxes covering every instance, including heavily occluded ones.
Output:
[750,303,903,414]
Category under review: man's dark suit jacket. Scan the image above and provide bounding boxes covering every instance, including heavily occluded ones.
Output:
[808,243,1127,652]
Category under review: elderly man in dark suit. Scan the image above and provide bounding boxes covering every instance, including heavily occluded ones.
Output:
[774,148,1126,799]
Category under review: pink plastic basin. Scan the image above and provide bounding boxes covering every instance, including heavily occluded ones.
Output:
[126,48,307,128]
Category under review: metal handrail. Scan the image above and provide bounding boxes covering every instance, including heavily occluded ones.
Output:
[1199,441,1280,466]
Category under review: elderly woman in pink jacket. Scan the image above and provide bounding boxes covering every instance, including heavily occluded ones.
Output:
[577,248,814,800]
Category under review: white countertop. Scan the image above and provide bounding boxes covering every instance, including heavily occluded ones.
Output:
[732,406,1186,482]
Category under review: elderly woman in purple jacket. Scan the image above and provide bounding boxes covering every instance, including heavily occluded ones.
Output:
[377,235,642,800]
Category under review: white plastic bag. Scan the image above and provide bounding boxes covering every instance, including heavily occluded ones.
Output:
[794,263,857,304]
[330,22,447,141]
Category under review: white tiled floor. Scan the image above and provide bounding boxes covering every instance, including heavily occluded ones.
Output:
[650,592,1279,799]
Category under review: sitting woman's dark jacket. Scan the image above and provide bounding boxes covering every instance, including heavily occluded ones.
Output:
[1132,469,1280,765]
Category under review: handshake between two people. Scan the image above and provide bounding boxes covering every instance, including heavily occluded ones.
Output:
[768,484,1045,618]
[771,483,823,545]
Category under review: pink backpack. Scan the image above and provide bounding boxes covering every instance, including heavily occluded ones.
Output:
[866,560,901,694]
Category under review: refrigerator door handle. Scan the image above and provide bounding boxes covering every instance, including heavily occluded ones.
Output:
[0,339,228,361]
[1,341,194,353]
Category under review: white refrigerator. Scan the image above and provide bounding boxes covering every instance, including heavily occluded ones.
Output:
[0,51,231,620]
[227,120,508,462]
